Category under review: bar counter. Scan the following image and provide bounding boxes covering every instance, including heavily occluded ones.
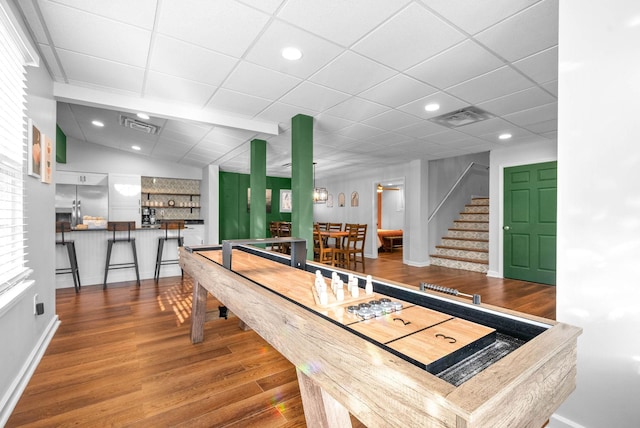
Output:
[55,224,204,289]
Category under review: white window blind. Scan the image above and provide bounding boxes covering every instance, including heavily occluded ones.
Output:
[0,12,29,296]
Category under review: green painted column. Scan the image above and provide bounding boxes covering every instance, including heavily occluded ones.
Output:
[291,114,314,259]
[249,139,267,239]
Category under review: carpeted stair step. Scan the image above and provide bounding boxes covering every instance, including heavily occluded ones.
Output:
[440,237,489,250]
[430,255,488,273]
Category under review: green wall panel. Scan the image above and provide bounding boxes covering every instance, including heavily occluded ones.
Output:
[219,171,291,241]
[56,125,66,163]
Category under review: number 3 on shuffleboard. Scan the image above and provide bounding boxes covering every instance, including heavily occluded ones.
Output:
[435,333,457,344]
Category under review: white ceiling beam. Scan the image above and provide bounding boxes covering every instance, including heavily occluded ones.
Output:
[53,82,279,135]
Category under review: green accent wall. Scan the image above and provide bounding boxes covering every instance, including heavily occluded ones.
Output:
[249,139,267,239]
[219,171,292,241]
[56,125,66,163]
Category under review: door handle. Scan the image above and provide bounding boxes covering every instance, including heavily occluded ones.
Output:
[503,226,510,230]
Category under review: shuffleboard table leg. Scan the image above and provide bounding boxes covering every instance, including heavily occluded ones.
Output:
[190,280,207,344]
[296,368,352,428]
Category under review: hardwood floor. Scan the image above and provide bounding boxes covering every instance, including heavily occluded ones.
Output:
[8,250,555,427]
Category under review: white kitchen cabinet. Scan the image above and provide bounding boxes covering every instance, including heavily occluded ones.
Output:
[108,173,141,228]
[58,170,108,186]
[183,224,204,246]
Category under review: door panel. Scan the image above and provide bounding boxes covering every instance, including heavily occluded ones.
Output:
[504,161,557,285]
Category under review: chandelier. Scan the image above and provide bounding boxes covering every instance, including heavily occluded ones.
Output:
[313,163,328,203]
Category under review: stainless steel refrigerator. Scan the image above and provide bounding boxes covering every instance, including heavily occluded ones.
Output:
[55,183,108,226]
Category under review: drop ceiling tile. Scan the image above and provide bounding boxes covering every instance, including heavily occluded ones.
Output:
[39,1,151,67]
[446,66,534,105]
[396,120,448,138]
[406,40,505,90]
[58,50,145,93]
[223,62,302,100]
[51,0,158,29]
[324,97,387,121]
[150,35,238,86]
[521,119,557,134]
[513,46,558,85]
[278,0,410,47]
[207,88,274,117]
[245,20,343,79]
[477,126,536,143]
[422,0,538,35]
[475,0,558,62]
[335,123,384,140]
[456,117,515,138]
[503,102,557,127]
[314,134,358,149]
[255,102,319,126]
[309,51,396,95]
[279,82,349,112]
[352,3,466,71]
[363,132,412,146]
[359,75,437,108]
[314,114,354,133]
[362,109,422,131]
[543,80,558,97]
[398,91,468,120]
[237,0,285,14]
[478,87,556,117]
[424,129,469,144]
[145,71,217,106]
[158,0,270,57]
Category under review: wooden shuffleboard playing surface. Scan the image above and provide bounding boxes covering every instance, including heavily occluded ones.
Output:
[197,249,496,373]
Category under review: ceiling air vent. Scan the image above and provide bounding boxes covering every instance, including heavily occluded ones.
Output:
[119,115,160,134]
[429,106,493,128]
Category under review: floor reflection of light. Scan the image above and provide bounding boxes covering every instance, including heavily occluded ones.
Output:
[157,283,193,326]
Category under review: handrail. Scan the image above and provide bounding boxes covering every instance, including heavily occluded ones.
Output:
[427,162,489,223]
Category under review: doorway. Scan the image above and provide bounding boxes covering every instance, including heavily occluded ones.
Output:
[375,179,405,255]
[503,161,557,285]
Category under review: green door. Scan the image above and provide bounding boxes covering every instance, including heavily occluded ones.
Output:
[504,161,557,285]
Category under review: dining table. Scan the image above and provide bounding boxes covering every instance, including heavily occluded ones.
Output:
[319,230,349,249]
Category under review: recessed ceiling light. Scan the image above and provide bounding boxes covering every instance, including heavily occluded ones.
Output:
[137,113,150,120]
[424,103,440,112]
[282,47,302,61]
[92,120,104,127]
[131,145,141,151]
[499,133,512,140]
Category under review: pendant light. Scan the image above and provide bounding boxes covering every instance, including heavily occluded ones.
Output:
[313,163,328,204]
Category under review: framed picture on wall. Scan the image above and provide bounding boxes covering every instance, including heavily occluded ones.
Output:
[338,192,345,207]
[41,133,53,184]
[27,119,42,179]
[326,194,333,208]
[247,188,272,213]
[280,189,292,213]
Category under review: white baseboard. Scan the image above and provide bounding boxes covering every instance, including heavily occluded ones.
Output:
[486,270,501,278]
[404,259,430,267]
[548,413,586,428]
[0,314,60,426]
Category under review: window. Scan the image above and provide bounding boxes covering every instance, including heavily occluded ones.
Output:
[0,4,35,298]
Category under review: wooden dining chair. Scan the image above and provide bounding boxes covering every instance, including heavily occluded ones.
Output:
[334,223,367,272]
[278,221,292,254]
[313,223,335,265]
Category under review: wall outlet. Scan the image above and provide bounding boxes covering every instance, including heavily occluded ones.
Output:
[33,294,44,315]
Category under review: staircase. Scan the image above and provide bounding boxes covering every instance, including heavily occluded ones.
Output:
[430,197,489,273]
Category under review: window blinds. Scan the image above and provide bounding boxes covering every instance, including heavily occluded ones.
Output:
[0,14,28,295]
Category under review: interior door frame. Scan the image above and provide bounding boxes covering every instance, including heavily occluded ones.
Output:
[496,157,557,279]
[499,160,557,284]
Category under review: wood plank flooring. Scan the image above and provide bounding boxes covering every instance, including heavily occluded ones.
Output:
[7,250,555,427]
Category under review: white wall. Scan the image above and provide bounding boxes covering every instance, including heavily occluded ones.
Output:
[0,3,58,423]
[60,137,202,180]
[314,163,408,258]
[488,140,557,277]
[552,1,640,426]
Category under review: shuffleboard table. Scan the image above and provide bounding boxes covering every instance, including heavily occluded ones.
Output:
[180,242,581,428]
